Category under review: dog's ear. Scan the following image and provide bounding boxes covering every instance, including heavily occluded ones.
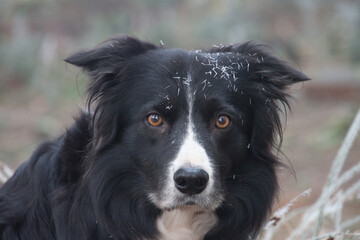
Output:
[65,36,158,150]
[210,42,309,164]
[238,42,310,95]
[64,35,157,77]
[242,42,309,164]
[209,41,310,89]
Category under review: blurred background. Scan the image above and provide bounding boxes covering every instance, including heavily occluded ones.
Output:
[0,0,359,229]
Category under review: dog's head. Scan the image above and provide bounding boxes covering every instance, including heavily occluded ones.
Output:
[65,36,309,238]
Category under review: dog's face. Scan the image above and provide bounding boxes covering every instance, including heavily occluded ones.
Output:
[65,36,308,238]
[118,50,254,211]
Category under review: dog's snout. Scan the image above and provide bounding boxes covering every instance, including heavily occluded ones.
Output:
[173,168,209,195]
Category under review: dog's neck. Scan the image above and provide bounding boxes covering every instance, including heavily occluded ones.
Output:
[156,206,217,240]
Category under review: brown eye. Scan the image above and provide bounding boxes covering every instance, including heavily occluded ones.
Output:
[215,115,230,129]
[147,113,163,127]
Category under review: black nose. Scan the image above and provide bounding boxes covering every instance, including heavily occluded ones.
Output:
[173,168,209,195]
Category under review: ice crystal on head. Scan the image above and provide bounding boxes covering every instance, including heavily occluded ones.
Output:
[184,47,259,95]
[202,53,237,93]
[182,76,192,85]
[245,59,250,72]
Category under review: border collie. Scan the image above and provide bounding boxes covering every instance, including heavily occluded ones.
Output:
[0,36,309,240]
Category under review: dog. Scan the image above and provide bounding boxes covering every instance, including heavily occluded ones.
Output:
[0,36,309,240]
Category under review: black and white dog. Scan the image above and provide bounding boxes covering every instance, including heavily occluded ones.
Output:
[0,36,309,240]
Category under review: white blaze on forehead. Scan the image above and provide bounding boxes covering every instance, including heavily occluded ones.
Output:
[148,72,218,210]
[171,72,213,176]
[171,127,212,175]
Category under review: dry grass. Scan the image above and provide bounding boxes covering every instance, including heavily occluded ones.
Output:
[261,107,360,240]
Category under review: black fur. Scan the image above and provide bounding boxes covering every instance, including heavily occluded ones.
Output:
[0,36,309,240]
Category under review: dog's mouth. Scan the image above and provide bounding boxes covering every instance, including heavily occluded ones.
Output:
[184,200,196,206]
[154,193,224,212]
[163,200,197,211]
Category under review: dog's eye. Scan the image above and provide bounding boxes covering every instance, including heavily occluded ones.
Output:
[147,113,163,127]
[215,115,230,129]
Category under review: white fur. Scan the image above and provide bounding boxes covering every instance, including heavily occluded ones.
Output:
[148,123,219,210]
[149,77,217,210]
[148,125,218,209]
[171,128,213,173]
[151,82,218,239]
[156,206,217,240]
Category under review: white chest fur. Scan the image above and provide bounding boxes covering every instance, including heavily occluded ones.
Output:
[156,206,217,240]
